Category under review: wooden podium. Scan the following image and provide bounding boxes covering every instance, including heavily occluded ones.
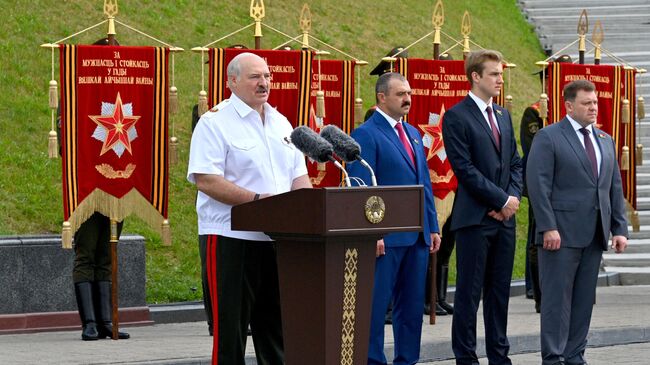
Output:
[232,185,424,365]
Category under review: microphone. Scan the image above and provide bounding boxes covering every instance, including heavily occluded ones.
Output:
[320,125,377,186]
[320,125,361,162]
[290,126,351,186]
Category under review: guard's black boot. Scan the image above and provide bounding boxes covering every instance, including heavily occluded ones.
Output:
[437,264,454,315]
[74,281,99,341]
[94,281,130,339]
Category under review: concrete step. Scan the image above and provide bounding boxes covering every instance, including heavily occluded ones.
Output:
[624,239,650,253]
[519,0,650,9]
[603,252,650,267]
[636,189,650,199]
[524,5,650,17]
[636,176,650,186]
[628,229,650,240]
[603,266,650,285]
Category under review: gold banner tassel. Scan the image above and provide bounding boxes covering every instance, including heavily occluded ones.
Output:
[169,86,178,115]
[354,98,363,125]
[48,130,58,158]
[621,99,630,170]
[316,90,326,118]
[632,210,640,232]
[198,90,208,115]
[621,146,630,170]
[622,99,630,124]
[638,96,645,120]
[505,95,513,114]
[48,79,59,158]
[62,221,72,249]
[49,80,58,109]
[539,93,548,119]
[636,144,643,166]
[161,219,171,246]
[169,136,178,165]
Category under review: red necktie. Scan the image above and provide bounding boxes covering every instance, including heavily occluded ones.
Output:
[579,127,598,179]
[395,122,415,165]
[486,106,501,151]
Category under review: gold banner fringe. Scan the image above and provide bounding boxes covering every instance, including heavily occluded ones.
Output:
[434,191,455,233]
[62,188,170,248]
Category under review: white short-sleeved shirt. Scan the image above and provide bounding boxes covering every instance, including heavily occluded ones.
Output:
[187,94,308,240]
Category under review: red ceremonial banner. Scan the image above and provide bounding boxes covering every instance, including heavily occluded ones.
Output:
[306,59,356,187]
[547,62,636,207]
[396,59,470,200]
[59,45,170,245]
[208,48,313,127]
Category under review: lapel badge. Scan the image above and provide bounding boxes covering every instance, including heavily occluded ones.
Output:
[412,138,419,144]
[495,109,503,116]
[597,133,606,139]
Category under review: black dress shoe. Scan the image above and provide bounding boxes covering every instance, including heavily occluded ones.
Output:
[535,301,541,314]
[435,303,447,316]
[438,300,454,314]
[551,361,565,365]
[526,289,534,299]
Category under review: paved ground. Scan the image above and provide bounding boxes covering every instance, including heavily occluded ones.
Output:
[1,285,649,364]
[424,342,650,364]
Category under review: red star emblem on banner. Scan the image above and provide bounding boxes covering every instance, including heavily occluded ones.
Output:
[89,92,141,156]
[419,105,446,161]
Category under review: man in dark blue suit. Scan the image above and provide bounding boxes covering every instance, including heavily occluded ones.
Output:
[442,50,523,365]
[348,72,441,365]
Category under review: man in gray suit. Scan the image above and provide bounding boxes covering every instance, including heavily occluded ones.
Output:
[526,79,628,365]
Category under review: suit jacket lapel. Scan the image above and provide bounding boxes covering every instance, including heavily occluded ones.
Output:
[559,118,597,183]
[465,97,500,152]
[373,113,416,172]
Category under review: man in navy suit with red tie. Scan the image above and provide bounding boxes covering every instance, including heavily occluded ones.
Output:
[442,50,523,365]
[348,72,441,365]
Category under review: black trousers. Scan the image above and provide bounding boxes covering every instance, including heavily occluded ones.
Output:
[73,212,123,283]
[201,235,284,365]
[452,222,515,365]
[199,237,213,330]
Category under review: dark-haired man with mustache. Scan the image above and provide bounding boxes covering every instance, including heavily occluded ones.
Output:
[188,52,311,365]
[349,72,441,365]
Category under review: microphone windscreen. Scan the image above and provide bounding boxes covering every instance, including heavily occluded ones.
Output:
[290,126,333,163]
[320,125,361,162]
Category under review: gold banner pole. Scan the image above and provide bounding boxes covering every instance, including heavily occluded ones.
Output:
[432,0,444,60]
[250,0,265,49]
[110,219,120,340]
[577,10,588,65]
[592,21,603,65]
[461,11,471,60]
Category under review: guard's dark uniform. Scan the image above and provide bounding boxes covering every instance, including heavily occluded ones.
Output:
[520,102,542,312]
[59,37,130,341]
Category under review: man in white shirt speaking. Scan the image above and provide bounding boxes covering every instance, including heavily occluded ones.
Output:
[187,52,311,365]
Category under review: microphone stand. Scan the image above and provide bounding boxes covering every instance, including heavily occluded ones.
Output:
[329,156,351,187]
[357,157,377,186]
